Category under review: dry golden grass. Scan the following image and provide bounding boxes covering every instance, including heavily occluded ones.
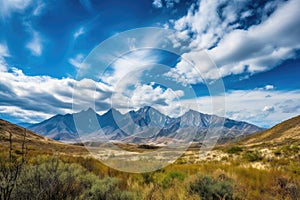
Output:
[239,115,300,147]
[0,119,88,156]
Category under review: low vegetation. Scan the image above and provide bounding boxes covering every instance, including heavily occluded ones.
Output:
[1,143,299,200]
[13,156,138,200]
[224,146,243,154]
[1,118,300,200]
[242,150,263,162]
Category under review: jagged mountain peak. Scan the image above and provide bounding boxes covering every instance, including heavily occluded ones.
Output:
[29,106,263,143]
[182,109,207,116]
[76,107,97,115]
[130,106,159,114]
[103,107,122,115]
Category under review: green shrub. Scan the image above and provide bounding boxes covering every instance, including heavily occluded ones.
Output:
[82,177,138,200]
[281,145,300,156]
[221,156,229,161]
[242,151,263,162]
[225,146,243,154]
[12,156,137,200]
[141,172,154,184]
[273,149,282,156]
[161,171,186,188]
[189,175,234,200]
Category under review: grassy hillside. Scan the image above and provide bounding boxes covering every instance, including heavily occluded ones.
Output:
[0,119,88,155]
[239,115,300,147]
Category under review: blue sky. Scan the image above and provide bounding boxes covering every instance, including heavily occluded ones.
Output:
[0,0,299,128]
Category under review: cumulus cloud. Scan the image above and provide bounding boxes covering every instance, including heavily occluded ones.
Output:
[210,0,300,75]
[173,0,243,49]
[99,50,174,113]
[71,29,186,119]
[0,65,185,123]
[0,105,54,123]
[164,50,220,84]
[167,0,300,84]
[26,31,42,56]
[129,83,184,112]
[1,64,299,127]
[0,67,113,123]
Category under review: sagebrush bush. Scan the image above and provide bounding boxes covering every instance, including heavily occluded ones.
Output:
[225,146,243,154]
[189,174,234,200]
[154,171,186,188]
[242,151,263,162]
[12,156,138,200]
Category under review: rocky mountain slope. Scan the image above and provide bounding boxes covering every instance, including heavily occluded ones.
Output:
[29,107,263,144]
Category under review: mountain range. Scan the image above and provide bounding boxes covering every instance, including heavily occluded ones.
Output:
[28,107,263,144]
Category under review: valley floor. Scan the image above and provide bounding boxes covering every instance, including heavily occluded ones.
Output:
[1,141,300,200]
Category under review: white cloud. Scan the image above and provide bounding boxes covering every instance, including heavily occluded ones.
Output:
[164,50,220,85]
[240,10,252,19]
[4,1,46,56]
[72,28,177,117]
[210,0,300,75]
[0,43,10,72]
[179,89,300,128]
[152,0,180,9]
[173,0,243,49]
[99,50,162,112]
[165,0,180,8]
[26,31,42,56]
[0,0,45,19]
[130,83,184,112]
[0,43,9,57]
[110,82,186,118]
[69,54,85,70]
[262,106,275,113]
[152,0,163,8]
[0,0,32,18]
[1,65,298,127]
[264,85,275,90]
[32,1,45,16]
[100,50,159,87]
[0,105,54,123]
[127,37,137,50]
[0,67,113,123]
[73,27,86,39]
[168,0,300,84]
